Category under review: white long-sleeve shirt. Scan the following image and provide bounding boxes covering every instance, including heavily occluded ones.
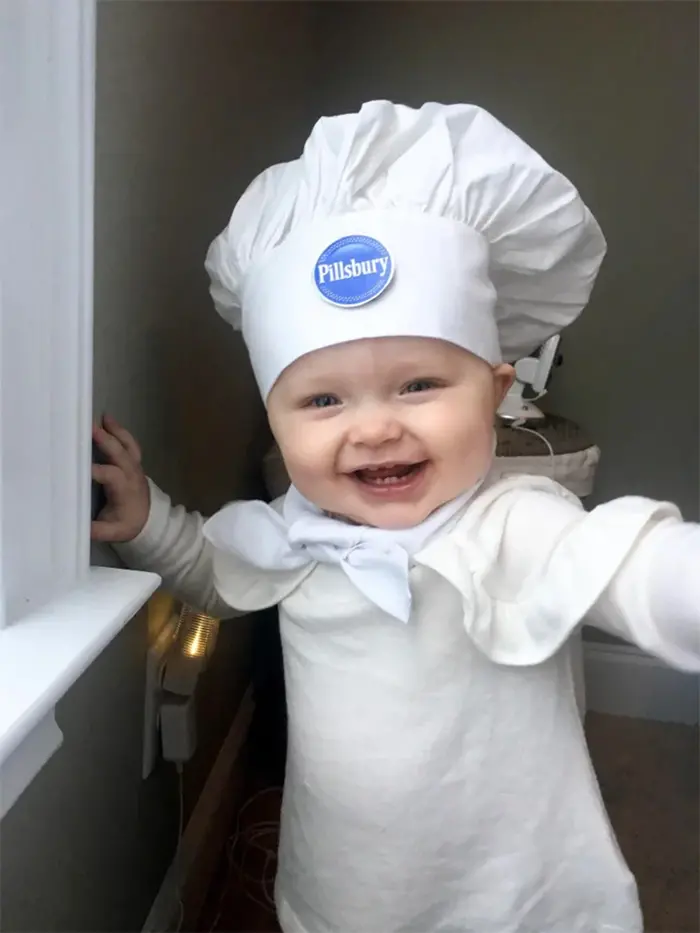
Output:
[117,473,700,933]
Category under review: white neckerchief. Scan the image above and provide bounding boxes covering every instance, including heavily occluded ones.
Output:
[203,481,482,623]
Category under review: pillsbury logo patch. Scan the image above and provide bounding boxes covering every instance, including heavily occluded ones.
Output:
[314,235,394,308]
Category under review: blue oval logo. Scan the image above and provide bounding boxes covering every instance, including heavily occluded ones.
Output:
[314,235,393,307]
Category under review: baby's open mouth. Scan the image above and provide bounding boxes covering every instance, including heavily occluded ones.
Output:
[354,461,427,486]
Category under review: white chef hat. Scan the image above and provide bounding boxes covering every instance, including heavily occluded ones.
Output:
[205,101,606,400]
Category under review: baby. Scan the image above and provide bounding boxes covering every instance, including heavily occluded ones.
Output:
[93,102,700,932]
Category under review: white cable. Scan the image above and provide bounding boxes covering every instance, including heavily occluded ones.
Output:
[527,388,547,405]
[227,788,280,913]
[208,786,283,931]
[174,764,185,932]
[177,764,185,851]
[510,419,555,479]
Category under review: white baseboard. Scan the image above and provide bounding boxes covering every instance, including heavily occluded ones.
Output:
[142,685,254,933]
[584,642,698,725]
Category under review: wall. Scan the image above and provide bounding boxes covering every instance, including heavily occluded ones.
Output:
[312,0,699,520]
[0,3,312,931]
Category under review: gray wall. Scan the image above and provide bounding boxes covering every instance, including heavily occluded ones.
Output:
[312,0,699,520]
[0,3,312,931]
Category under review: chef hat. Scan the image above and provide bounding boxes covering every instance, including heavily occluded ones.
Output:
[205,101,606,400]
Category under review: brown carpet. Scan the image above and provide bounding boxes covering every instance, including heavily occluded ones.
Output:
[586,713,699,932]
[198,713,699,932]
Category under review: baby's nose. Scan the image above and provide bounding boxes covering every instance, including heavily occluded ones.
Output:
[347,405,402,447]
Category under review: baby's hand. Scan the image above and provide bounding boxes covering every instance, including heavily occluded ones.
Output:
[91,415,150,543]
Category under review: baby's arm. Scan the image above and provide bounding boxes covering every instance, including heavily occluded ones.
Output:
[589,518,700,670]
[499,488,700,671]
[114,480,238,619]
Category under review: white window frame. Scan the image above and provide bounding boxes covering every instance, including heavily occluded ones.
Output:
[0,0,159,818]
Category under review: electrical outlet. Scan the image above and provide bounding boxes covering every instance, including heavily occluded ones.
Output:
[142,615,179,779]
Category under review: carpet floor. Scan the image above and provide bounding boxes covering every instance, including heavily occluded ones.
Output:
[197,712,699,933]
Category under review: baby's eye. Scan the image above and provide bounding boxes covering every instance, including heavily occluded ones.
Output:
[402,379,440,394]
[307,394,340,409]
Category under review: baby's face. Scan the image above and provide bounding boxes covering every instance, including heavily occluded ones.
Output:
[267,337,513,529]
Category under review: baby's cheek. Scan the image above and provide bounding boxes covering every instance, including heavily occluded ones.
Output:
[283,439,334,488]
[283,455,318,489]
[452,423,494,476]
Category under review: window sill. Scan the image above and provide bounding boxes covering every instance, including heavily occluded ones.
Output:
[0,566,160,817]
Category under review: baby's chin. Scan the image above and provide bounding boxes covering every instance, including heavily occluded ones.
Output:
[319,495,457,530]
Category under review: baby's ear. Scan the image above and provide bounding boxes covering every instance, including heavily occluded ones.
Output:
[492,363,516,406]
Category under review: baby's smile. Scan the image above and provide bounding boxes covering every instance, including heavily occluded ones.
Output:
[268,336,513,529]
[347,459,429,496]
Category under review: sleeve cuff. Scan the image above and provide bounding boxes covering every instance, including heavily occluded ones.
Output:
[114,479,175,565]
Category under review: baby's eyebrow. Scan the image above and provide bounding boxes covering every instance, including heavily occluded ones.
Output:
[387,362,448,377]
[295,375,344,390]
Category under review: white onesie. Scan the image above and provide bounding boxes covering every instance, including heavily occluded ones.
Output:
[117,473,700,933]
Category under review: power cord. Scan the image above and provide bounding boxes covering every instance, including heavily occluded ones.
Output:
[174,763,185,932]
[510,418,555,478]
[208,786,283,931]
